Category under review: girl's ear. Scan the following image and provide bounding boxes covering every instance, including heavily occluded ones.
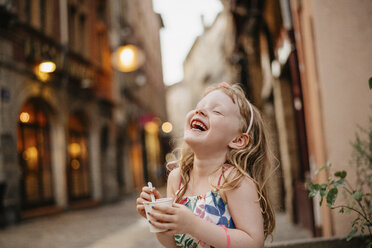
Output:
[228,133,249,149]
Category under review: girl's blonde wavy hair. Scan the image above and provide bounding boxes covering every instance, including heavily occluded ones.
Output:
[169,83,276,239]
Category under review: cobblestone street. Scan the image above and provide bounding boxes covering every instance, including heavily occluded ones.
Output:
[0,195,162,248]
[0,192,312,248]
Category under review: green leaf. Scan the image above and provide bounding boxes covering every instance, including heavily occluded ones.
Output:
[351,191,363,201]
[306,182,314,191]
[369,77,372,89]
[309,190,317,198]
[319,184,328,197]
[334,171,347,179]
[332,179,345,187]
[346,227,358,241]
[326,188,338,206]
[339,207,344,213]
[307,182,320,198]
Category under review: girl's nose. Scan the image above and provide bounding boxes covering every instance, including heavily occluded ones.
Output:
[195,108,206,116]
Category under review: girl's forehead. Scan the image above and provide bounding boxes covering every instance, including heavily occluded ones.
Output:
[199,90,239,110]
[200,90,232,103]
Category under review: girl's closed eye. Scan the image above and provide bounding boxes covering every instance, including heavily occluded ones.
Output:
[212,108,224,115]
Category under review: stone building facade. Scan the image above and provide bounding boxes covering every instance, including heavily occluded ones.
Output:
[0,0,167,226]
[109,0,167,190]
[224,0,372,238]
[288,0,372,237]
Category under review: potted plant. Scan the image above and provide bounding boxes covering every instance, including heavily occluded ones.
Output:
[306,117,372,247]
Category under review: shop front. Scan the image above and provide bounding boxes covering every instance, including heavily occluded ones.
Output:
[17,98,54,210]
[67,112,91,202]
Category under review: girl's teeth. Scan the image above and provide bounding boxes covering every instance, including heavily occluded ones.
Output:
[191,120,206,131]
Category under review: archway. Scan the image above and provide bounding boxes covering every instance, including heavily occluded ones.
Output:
[17,98,54,210]
[67,113,91,201]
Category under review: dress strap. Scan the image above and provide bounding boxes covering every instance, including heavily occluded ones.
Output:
[217,166,232,186]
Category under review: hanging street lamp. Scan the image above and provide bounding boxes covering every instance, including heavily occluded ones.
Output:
[34,60,56,82]
[111,44,145,72]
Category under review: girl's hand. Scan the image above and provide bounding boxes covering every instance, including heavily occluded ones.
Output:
[136,186,162,218]
[148,203,198,234]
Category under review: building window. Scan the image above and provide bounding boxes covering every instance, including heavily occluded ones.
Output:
[67,113,91,201]
[17,98,54,210]
[96,0,108,68]
[68,4,76,50]
[22,0,51,34]
[68,1,88,57]
[25,0,31,24]
[40,0,46,32]
[78,14,86,56]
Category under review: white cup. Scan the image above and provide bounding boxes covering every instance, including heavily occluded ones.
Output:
[144,197,174,233]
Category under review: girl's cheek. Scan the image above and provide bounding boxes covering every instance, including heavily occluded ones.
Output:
[185,111,194,123]
[186,110,194,118]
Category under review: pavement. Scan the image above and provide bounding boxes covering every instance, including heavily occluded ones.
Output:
[0,194,312,248]
[268,212,313,244]
[0,196,162,248]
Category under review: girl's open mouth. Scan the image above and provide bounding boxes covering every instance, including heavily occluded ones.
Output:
[190,118,208,131]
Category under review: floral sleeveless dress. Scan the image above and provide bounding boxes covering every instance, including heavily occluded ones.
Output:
[174,169,236,247]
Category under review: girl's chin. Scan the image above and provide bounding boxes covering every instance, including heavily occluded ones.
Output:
[184,133,204,147]
[184,135,200,146]
[184,131,222,152]
[184,129,207,141]
[184,137,229,157]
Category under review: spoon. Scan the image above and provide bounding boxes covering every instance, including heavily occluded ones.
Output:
[148,182,156,202]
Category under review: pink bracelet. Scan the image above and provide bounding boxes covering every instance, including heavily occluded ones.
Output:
[219,225,231,248]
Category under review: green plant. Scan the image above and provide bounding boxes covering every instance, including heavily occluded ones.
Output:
[306,119,372,247]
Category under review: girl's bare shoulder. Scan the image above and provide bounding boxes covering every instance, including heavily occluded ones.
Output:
[168,166,180,182]
[167,166,181,196]
[223,167,258,199]
[228,174,259,201]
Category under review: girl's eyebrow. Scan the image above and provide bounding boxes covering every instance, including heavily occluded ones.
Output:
[196,98,225,109]
[197,103,223,109]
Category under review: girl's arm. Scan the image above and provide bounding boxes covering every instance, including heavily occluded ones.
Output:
[151,176,265,248]
[154,168,180,248]
[191,177,265,247]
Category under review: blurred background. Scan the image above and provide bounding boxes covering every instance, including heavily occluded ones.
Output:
[0,0,371,247]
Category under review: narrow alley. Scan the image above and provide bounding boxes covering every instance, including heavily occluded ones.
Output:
[0,195,162,248]
[0,0,370,247]
[0,193,311,248]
